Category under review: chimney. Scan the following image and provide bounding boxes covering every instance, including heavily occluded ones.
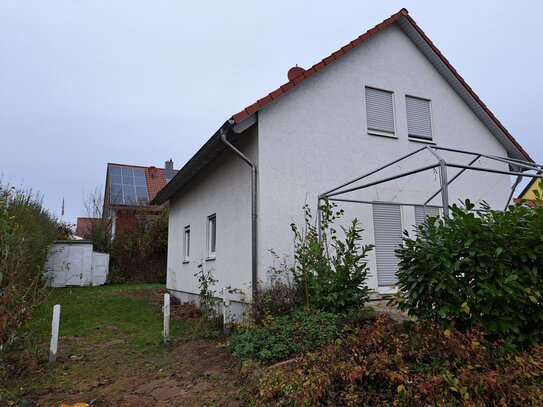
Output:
[287,65,305,81]
[165,159,173,182]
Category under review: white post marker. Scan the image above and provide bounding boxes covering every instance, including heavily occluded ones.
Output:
[223,288,231,335]
[163,293,170,343]
[49,304,61,363]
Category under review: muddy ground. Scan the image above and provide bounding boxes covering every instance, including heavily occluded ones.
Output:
[3,288,253,407]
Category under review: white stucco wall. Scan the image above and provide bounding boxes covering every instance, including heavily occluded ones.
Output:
[256,23,512,291]
[167,127,258,301]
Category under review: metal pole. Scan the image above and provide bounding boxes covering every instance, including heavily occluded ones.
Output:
[425,145,445,162]
[49,304,61,364]
[320,146,427,197]
[423,155,481,206]
[317,198,322,244]
[326,163,440,198]
[433,145,542,171]
[504,175,523,210]
[447,163,543,179]
[439,160,450,216]
[329,197,442,208]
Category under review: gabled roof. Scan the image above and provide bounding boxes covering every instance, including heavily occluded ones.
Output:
[152,8,532,205]
[106,162,178,208]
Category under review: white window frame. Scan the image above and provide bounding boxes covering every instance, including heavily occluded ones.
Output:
[206,214,216,260]
[365,86,397,139]
[405,95,435,144]
[183,225,190,263]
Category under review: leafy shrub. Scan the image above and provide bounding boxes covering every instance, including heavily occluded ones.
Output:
[392,199,543,343]
[82,219,111,253]
[251,254,297,323]
[227,310,341,362]
[290,201,373,314]
[0,185,57,350]
[194,261,218,319]
[258,315,543,406]
[109,207,168,283]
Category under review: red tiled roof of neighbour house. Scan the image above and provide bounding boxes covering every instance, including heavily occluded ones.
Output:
[106,162,178,206]
[513,198,537,208]
[144,166,179,202]
[230,8,532,162]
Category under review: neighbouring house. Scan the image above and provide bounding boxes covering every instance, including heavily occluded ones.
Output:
[151,9,533,310]
[75,217,102,237]
[103,160,177,238]
[516,176,542,206]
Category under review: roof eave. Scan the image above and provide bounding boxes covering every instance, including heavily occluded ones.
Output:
[397,15,532,163]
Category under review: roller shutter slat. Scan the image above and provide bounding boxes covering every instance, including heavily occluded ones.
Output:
[406,96,433,140]
[366,88,395,134]
[372,203,403,287]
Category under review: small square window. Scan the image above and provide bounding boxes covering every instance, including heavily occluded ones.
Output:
[207,214,216,258]
[183,226,190,262]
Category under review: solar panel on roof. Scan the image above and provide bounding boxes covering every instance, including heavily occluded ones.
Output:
[109,166,122,175]
[109,166,149,205]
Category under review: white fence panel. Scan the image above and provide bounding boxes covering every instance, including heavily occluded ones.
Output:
[45,241,109,287]
[91,252,109,286]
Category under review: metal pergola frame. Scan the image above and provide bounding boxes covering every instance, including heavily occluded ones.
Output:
[317,146,543,238]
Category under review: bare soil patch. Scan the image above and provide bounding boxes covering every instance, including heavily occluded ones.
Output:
[3,286,249,406]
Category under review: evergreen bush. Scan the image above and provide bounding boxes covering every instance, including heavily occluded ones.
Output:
[393,197,543,343]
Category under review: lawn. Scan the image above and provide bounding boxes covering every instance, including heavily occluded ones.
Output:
[2,284,246,406]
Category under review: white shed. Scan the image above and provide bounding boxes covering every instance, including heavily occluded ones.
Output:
[44,240,109,287]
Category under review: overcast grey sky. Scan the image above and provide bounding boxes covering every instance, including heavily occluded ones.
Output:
[1,0,541,224]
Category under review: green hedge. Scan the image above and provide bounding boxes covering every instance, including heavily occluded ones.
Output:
[394,199,543,343]
[108,208,168,283]
[0,185,57,348]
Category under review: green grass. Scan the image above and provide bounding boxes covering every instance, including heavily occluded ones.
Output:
[3,284,224,404]
[27,284,212,349]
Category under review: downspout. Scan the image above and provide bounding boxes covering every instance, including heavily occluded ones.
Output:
[220,119,258,299]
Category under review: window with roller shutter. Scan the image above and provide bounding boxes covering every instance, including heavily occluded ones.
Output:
[406,95,434,142]
[414,205,440,228]
[365,87,395,137]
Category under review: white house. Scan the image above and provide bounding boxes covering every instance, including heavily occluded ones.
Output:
[152,9,532,309]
